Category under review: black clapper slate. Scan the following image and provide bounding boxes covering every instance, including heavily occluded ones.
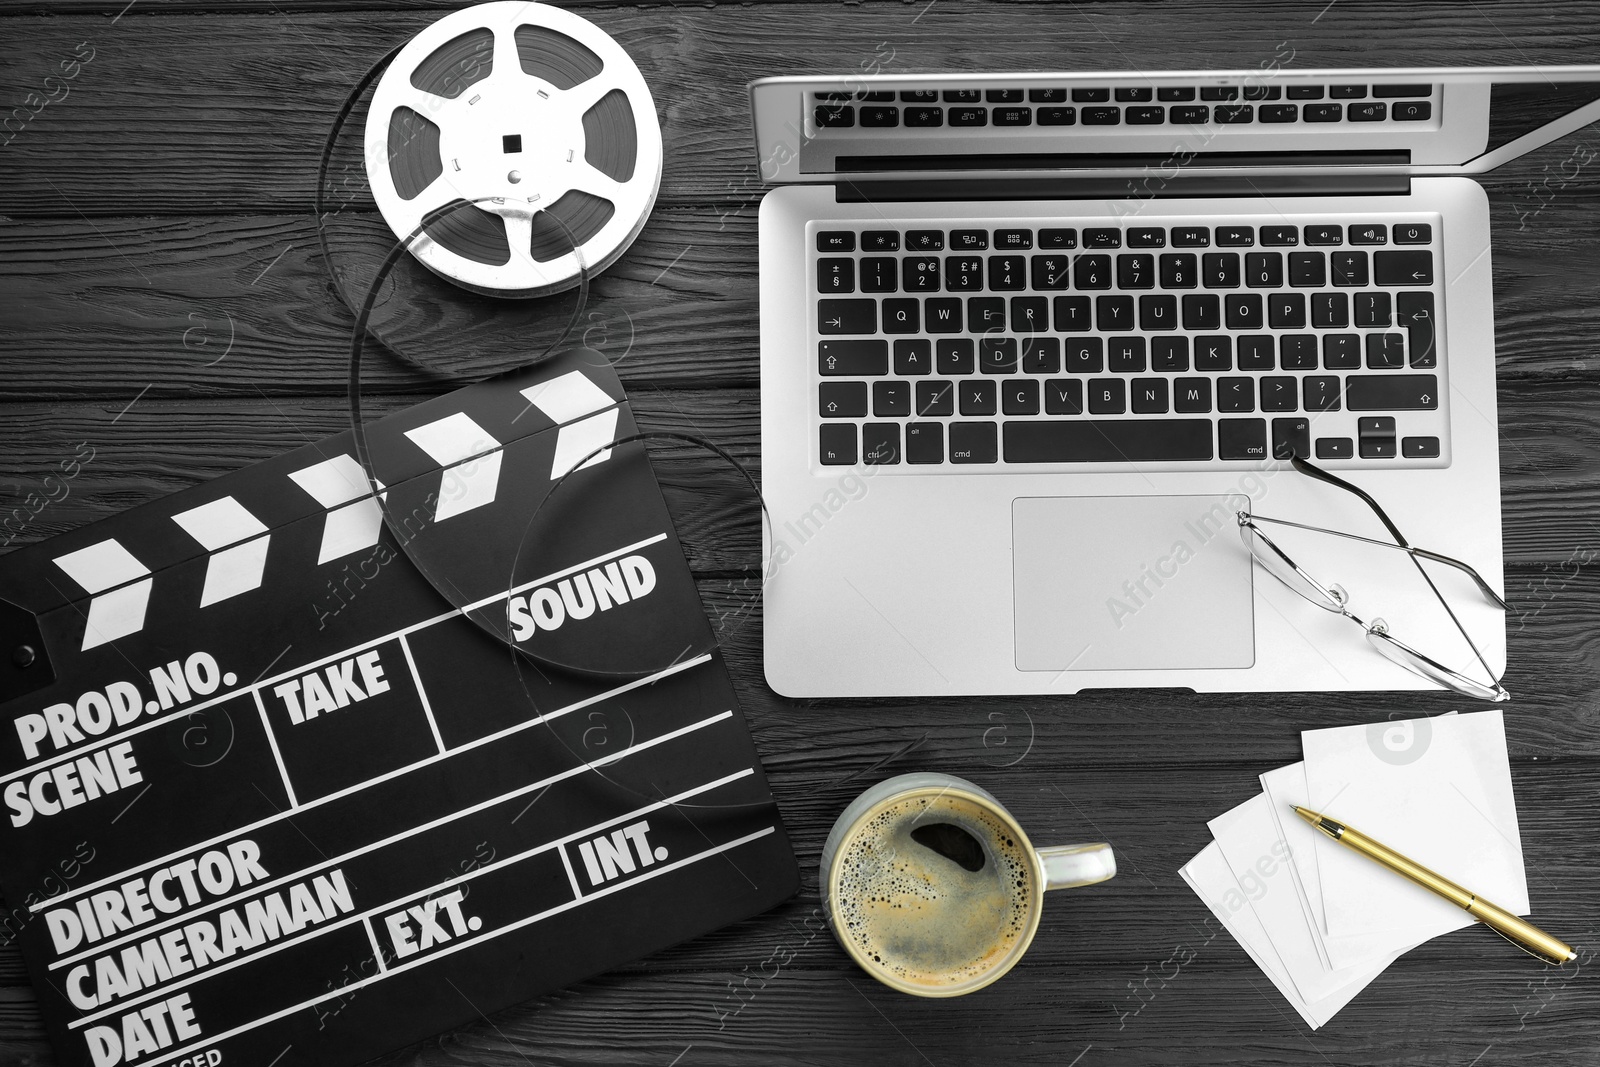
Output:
[0,349,796,1067]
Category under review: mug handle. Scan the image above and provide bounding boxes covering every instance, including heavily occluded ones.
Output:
[1038,843,1116,890]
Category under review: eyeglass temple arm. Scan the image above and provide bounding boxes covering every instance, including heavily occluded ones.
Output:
[1289,455,1410,546]
[1285,457,1509,611]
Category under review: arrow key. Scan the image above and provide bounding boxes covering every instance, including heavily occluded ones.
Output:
[1374,250,1433,286]
[818,298,876,334]
[819,381,868,418]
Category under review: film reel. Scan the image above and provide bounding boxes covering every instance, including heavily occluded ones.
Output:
[362,1,663,298]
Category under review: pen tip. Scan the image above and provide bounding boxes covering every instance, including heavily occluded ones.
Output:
[1292,805,1319,824]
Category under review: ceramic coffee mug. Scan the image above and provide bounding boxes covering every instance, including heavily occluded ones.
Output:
[821,772,1115,997]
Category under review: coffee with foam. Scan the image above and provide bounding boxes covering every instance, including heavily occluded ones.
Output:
[832,791,1036,990]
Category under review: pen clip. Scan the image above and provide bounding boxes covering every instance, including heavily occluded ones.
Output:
[1484,919,1565,965]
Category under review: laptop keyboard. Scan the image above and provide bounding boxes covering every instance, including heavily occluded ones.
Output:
[811,217,1446,468]
[814,83,1434,129]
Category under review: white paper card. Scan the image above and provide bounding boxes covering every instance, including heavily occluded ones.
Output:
[1210,794,1409,1002]
[1180,842,1391,1030]
[1302,709,1527,939]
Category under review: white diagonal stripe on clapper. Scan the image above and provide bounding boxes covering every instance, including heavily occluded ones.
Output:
[289,454,384,564]
[170,497,271,608]
[53,539,155,650]
[404,412,503,522]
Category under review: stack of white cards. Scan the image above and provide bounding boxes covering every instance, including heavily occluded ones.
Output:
[1181,709,1529,1028]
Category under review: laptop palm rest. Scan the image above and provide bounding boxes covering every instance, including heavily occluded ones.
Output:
[1012,496,1255,672]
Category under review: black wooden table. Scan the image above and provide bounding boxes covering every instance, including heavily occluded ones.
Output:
[3,1,1598,1064]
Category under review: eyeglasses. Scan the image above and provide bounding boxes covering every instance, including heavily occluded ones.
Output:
[1237,456,1510,703]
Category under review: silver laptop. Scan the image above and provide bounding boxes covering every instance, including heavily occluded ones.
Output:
[751,67,1600,699]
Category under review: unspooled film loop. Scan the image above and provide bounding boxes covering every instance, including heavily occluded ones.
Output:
[503,430,775,812]
[346,195,589,606]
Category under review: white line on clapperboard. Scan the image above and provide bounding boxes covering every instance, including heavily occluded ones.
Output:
[49,714,742,973]
[6,532,671,792]
[23,532,676,915]
[67,758,757,1028]
[32,654,710,919]
[142,826,778,1067]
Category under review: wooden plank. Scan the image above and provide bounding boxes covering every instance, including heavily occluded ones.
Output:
[2,189,1600,399]
[3,4,1600,214]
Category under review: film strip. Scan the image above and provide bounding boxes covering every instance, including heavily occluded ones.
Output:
[0,352,797,1067]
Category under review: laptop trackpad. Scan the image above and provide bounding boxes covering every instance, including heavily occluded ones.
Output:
[1012,496,1255,672]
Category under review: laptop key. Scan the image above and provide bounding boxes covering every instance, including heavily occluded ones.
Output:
[916,379,955,416]
[1238,335,1275,371]
[1004,419,1215,462]
[1244,85,1282,101]
[1032,254,1072,289]
[1076,254,1113,288]
[1331,250,1369,286]
[1303,375,1342,411]
[1272,417,1312,459]
[1218,377,1255,412]
[1109,336,1146,372]
[816,105,855,127]
[862,423,901,464]
[819,423,856,465]
[1260,104,1298,122]
[1215,104,1254,123]
[1083,228,1122,249]
[1304,103,1343,122]
[1044,379,1085,415]
[1021,336,1061,373]
[1268,292,1306,329]
[1200,86,1239,101]
[1346,374,1439,410]
[1280,334,1319,369]
[861,230,900,252]
[995,229,1033,249]
[950,229,989,250]
[860,257,898,293]
[820,381,868,418]
[980,336,1019,373]
[1153,337,1190,371]
[905,106,945,127]
[987,88,1025,103]
[1348,224,1387,245]
[1097,295,1135,330]
[906,422,945,464]
[907,230,945,251]
[1162,253,1199,288]
[1172,226,1211,247]
[1261,377,1299,412]
[1287,85,1324,100]
[1029,88,1068,103]
[1083,106,1121,124]
[1349,102,1387,121]
[1373,84,1432,98]
[936,338,975,375]
[901,89,940,103]
[1131,377,1169,413]
[817,231,855,252]
[1126,106,1165,124]
[946,255,984,291]
[1140,294,1178,330]
[1038,106,1077,125]
[820,339,888,375]
[1355,291,1392,327]
[1194,334,1232,370]
[1003,379,1040,415]
[1260,226,1298,247]
[1330,85,1366,99]
[1402,436,1441,458]
[1174,377,1212,412]
[950,422,998,463]
[861,106,899,127]
[1012,296,1049,332]
[1365,331,1406,369]
[1216,226,1254,247]
[1203,252,1241,288]
[874,380,911,416]
[1054,296,1092,331]
[1394,223,1432,245]
[1397,291,1437,367]
[1394,101,1432,121]
[969,297,1006,331]
[894,339,932,375]
[883,298,920,333]
[1316,437,1353,459]
[818,257,855,293]
[818,300,876,335]
[989,255,1027,290]
[1118,253,1155,288]
[903,257,941,292]
[1374,249,1433,285]
[1088,378,1126,414]
[1218,419,1269,460]
[1066,337,1104,373]
[1225,293,1263,329]
[1322,333,1360,369]
[951,107,988,126]
[960,379,998,415]
[925,297,963,333]
[1171,105,1210,123]
[1128,227,1167,248]
[1246,252,1284,287]
[943,89,982,103]
[1040,228,1079,249]
[994,107,1033,126]
[1311,292,1349,329]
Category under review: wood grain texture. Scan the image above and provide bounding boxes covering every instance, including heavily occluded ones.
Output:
[4,0,1600,1063]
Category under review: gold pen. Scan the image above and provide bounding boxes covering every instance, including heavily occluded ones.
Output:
[1293,806,1577,965]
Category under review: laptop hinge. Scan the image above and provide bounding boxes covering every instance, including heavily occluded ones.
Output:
[836,172,1411,203]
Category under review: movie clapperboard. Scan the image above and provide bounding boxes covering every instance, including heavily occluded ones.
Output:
[0,349,797,1067]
